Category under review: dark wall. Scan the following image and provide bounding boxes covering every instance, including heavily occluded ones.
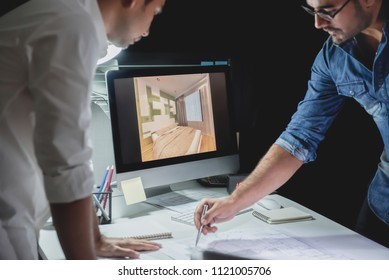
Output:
[122,1,383,230]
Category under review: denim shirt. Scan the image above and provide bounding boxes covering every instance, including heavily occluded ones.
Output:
[275,22,389,224]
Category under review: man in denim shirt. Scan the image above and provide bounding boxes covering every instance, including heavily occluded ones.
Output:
[195,0,389,248]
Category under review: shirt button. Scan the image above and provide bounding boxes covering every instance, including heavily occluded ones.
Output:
[349,90,354,95]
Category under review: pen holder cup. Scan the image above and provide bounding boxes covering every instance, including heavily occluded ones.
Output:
[93,190,113,225]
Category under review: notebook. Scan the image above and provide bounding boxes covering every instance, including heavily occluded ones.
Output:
[252,207,313,224]
[126,232,173,241]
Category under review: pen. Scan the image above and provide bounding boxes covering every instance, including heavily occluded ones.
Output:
[102,165,114,207]
[93,194,110,222]
[96,166,109,201]
[195,204,208,247]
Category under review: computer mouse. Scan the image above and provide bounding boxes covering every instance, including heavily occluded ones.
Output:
[257,197,283,210]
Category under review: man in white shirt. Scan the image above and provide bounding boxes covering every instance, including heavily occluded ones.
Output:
[0,0,166,259]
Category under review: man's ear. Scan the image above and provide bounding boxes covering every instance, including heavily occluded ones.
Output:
[364,0,377,8]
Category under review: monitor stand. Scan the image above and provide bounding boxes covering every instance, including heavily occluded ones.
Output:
[144,184,173,198]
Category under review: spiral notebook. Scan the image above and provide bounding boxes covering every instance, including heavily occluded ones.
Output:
[127,232,173,241]
[252,207,313,224]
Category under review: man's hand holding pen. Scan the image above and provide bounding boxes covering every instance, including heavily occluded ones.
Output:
[195,204,208,246]
[194,197,240,234]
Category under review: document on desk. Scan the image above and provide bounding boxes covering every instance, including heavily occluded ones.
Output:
[135,223,351,260]
[140,237,195,260]
[197,223,349,260]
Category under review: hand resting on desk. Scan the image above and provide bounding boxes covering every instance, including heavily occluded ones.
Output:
[95,235,162,259]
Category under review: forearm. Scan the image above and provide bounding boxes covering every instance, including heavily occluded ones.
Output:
[92,203,104,245]
[230,144,303,209]
[50,196,97,259]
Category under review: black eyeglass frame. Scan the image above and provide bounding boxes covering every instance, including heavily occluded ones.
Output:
[301,0,352,21]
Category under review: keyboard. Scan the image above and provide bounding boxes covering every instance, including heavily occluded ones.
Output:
[197,175,229,187]
[171,211,196,226]
[171,207,253,226]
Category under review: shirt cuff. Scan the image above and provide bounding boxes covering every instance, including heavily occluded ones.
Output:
[43,164,94,203]
[274,138,312,163]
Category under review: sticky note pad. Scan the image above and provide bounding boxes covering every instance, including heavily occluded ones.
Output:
[121,177,147,205]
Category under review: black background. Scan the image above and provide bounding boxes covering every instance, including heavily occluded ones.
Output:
[117,0,383,230]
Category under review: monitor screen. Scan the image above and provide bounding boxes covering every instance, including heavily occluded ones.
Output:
[106,64,239,193]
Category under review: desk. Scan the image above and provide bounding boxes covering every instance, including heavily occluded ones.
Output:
[39,180,389,260]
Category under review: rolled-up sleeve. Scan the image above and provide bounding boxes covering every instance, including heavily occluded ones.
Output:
[275,48,348,164]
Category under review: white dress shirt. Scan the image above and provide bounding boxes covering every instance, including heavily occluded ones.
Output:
[0,0,108,259]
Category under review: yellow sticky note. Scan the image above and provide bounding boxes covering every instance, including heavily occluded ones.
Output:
[121,177,147,205]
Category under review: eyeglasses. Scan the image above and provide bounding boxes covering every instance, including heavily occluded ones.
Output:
[301,0,352,21]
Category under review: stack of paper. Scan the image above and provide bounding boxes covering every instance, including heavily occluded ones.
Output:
[252,207,313,224]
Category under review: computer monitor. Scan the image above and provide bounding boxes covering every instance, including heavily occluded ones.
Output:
[106,64,239,194]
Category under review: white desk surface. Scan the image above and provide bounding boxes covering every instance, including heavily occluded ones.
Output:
[39,180,389,260]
